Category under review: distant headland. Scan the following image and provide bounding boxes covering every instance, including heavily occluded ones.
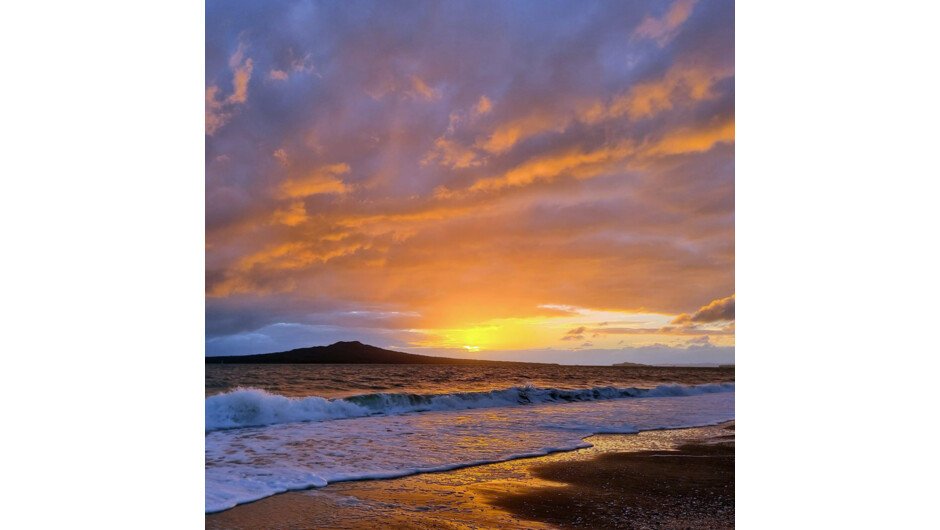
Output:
[205,341,557,366]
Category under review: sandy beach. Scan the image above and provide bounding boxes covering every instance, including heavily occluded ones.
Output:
[206,421,734,529]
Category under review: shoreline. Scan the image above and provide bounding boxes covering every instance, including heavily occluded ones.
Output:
[206,421,734,529]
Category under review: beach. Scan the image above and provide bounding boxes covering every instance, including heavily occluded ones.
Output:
[205,365,734,514]
[206,421,734,529]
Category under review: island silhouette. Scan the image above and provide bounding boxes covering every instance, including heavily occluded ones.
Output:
[205,340,557,365]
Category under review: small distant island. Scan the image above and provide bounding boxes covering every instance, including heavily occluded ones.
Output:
[613,361,735,368]
[206,341,556,366]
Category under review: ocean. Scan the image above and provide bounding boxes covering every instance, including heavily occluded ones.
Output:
[205,364,735,513]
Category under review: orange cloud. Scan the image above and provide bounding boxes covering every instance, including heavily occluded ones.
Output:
[205,41,254,134]
[590,326,732,336]
[268,69,289,81]
[474,95,492,116]
[206,275,293,298]
[410,76,441,101]
[469,63,729,157]
[233,242,307,271]
[335,202,485,230]
[672,294,734,324]
[459,113,732,193]
[478,112,568,154]
[208,238,371,298]
[366,74,441,101]
[422,137,483,169]
[205,1,736,353]
[633,0,698,46]
[470,140,635,191]
[208,202,734,327]
[581,65,729,124]
[279,163,351,198]
[267,53,316,82]
[641,116,734,158]
[271,201,307,226]
[228,46,254,104]
[423,96,498,168]
[204,87,229,136]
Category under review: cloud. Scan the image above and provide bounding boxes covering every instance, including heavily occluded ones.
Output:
[469,140,635,191]
[208,238,370,297]
[422,96,498,169]
[205,0,735,356]
[278,163,351,198]
[561,325,720,344]
[633,0,698,46]
[410,76,441,101]
[641,116,735,158]
[459,60,731,161]
[368,74,442,101]
[684,335,711,346]
[273,149,289,167]
[478,112,568,154]
[227,42,254,103]
[672,295,735,324]
[580,64,730,124]
[561,327,586,341]
[464,108,732,193]
[422,137,482,169]
[590,326,731,336]
[205,40,255,135]
[268,52,316,82]
[271,201,307,226]
[268,69,289,81]
[204,87,230,136]
[473,95,492,117]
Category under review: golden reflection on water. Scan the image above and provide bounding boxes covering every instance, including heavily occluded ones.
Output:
[206,363,735,398]
[206,422,732,530]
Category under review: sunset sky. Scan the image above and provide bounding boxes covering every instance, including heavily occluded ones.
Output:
[205,0,734,364]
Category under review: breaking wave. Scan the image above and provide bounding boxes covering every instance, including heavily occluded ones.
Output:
[205,382,734,431]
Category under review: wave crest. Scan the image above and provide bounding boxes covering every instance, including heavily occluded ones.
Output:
[205,382,734,431]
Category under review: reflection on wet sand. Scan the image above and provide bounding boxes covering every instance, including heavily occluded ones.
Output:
[206,422,733,529]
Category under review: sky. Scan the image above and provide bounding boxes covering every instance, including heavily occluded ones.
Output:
[205,0,734,365]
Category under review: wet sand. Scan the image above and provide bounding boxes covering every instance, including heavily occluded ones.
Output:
[206,422,734,529]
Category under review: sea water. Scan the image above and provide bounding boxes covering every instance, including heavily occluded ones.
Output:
[205,364,734,513]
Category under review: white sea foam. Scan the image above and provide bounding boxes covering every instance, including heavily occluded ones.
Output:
[205,382,734,431]
[205,389,734,513]
[205,389,370,430]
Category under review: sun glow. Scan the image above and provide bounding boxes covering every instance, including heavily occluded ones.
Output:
[405,306,735,352]
[454,326,498,349]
